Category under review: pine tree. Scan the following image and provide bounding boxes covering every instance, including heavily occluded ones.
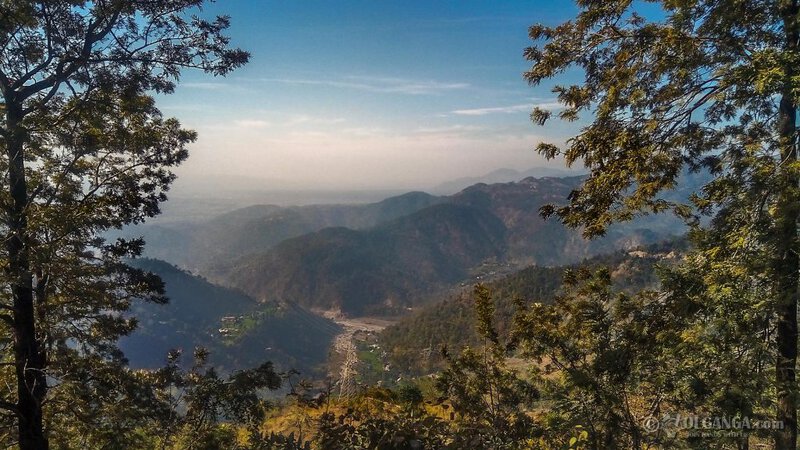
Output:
[0,1,248,448]
[526,1,800,447]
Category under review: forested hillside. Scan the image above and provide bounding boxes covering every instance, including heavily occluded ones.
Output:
[120,259,340,375]
[222,203,506,315]
[380,240,684,374]
[121,191,443,278]
[218,177,692,316]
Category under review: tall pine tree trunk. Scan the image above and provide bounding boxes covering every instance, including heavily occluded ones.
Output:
[776,3,800,448]
[5,100,48,450]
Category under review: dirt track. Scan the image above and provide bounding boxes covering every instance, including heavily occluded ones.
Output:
[326,315,392,397]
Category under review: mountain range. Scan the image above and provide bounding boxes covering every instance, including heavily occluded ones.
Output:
[222,203,507,315]
[430,166,580,194]
[121,191,443,279]
[220,175,695,315]
[123,174,699,317]
[117,172,705,382]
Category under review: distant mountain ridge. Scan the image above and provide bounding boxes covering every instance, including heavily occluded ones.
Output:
[449,176,685,265]
[222,203,507,316]
[121,172,704,318]
[430,167,580,194]
[219,176,693,316]
[122,191,444,277]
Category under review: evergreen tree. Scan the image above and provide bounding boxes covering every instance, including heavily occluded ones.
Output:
[436,285,539,448]
[0,1,248,448]
[526,1,800,447]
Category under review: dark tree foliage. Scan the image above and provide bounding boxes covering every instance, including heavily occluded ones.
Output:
[525,1,800,448]
[43,348,281,449]
[0,1,248,448]
[512,268,680,449]
[435,285,539,449]
[307,384,452,450]
[153,349,282,449]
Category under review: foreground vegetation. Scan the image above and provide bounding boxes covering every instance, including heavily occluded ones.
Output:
[257,264,777,449]
[1,0,799,448]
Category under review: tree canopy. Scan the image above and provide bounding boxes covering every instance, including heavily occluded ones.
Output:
[525,0,800,448]
[0,1,248,448]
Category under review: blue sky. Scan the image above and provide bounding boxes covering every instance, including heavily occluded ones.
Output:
[162,0,584,192]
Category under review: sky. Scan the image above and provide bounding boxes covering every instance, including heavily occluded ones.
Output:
[160,0,585,194]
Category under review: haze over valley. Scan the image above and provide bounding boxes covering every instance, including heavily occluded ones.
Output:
[116,168,696,378]
[3,0,789,447]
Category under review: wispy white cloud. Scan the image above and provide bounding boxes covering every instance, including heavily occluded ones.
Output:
[260,75,470,96]
[339,126,389,137]
[181,82,232,90]
[285,115,347,126]
[451,101,563,116]
[412,124,485,134]
[233,119,272,129]
[413,16,531,27]
[221,114,346,131]
[158,104,206,112]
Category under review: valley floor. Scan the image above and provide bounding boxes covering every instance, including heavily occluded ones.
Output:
[324,314,395,396]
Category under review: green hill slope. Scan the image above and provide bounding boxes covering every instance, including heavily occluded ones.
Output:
[223,203,507,316]
[218,177,690,316]
[379,240,685,375]
[122,191,443,278]
[119,259,340,375]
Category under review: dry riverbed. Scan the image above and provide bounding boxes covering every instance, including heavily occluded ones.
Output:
[320,313,395,397]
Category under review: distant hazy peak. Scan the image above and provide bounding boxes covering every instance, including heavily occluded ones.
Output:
[431,166,583,195]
